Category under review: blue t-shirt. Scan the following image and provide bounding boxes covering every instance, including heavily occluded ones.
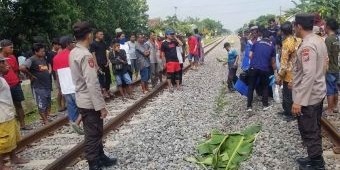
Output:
[241,42,253,71]
[249,39,275,72]
[227,49,238,63]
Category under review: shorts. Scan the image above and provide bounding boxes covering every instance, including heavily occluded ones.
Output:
[10,83,25,102]
[187,54,199,62]
[33,88,52,112]
[0,119,20,154]
[116,72,132,86]
[326,73,339,95]
[166,62,181,73]
[140,67,150,83]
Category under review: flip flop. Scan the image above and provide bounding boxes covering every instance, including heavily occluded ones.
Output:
[20,126,33,130]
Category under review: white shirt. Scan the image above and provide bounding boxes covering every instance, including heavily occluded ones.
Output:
[57,67,75,95]
[0,77,15,123]
[120,43,131,65]
[176,46,183,64]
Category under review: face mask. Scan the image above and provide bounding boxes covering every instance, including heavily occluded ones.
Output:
[119,38,126,44]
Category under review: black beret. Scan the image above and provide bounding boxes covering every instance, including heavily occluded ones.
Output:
[295,13,314,28]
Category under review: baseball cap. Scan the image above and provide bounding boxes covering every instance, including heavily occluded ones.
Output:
[0,39,13,49]
[115,28,123,34]
[165,30,174,35]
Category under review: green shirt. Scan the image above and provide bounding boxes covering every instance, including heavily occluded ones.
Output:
[325,34,340,73]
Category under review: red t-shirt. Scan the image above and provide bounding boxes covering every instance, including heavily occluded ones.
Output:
[188,36,198,56]
[3,55,20,87]
[53,49,71,71]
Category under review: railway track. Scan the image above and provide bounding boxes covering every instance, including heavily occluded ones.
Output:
[13,36,225,170]
[322,115,340,155]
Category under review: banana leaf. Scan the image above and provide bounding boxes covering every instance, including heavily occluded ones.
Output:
[186,125,262,170]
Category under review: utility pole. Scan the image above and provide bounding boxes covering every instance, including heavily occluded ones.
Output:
[175,6,177,16]
[280,6,282,16]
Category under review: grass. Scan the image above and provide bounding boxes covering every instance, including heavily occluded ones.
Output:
[213,81,228,114]
[203,36,219,45]
[22,67,117,125]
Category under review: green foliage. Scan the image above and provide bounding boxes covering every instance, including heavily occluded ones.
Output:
[0,0,148,53]
[236,14,278,34]
[151,16,228,36]
[285,0,340,21]
[214,82,228,114]
[185,125,262,170]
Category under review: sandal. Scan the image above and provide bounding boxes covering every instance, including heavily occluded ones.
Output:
[20,126,33,130]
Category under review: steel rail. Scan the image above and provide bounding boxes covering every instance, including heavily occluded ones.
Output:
[321,117,340,154]
[17,36,223,152]
[43,37,225,170]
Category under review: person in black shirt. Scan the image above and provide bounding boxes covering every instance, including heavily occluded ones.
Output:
[90,30,111,99]
[160,30,183,92]
[46,38,66,112]
[20,43,52,124]
[46,38,61,81]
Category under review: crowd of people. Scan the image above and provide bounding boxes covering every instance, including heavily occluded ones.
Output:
[230,13,339,170]
[1,9,336,170]
[0,20,205,169]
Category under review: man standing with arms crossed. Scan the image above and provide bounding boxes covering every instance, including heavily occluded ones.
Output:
[292,14,327,170]
[70,21,116,170]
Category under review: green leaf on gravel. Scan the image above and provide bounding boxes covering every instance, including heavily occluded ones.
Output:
[198,142,212,155]
[241,125,262,136]
[185,125,262,170]
[185,156,198,163]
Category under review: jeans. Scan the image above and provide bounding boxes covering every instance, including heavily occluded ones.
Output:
[116,72,132,86]
[64,93,78,122]
[140,67,151,83]
[247,68,270,107]
[33,88,51,113]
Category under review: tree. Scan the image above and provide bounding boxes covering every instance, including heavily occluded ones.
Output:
[285,0,340,21]
[0,0,149,53]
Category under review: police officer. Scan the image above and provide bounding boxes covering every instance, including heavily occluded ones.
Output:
[69,21,116,170]
[292,14,327,170]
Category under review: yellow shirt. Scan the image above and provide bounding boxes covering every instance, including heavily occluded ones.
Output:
[278,36,302,83]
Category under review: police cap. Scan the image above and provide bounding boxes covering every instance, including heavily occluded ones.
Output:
[295,13,314,28]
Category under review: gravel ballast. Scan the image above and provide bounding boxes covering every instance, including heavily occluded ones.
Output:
[73,35,339,170]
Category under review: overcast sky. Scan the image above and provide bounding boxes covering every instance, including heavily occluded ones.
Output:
[146,0,295,31]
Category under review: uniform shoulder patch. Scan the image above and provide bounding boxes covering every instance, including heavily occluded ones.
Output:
[302,48,310,62]
[88,57,95,68]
